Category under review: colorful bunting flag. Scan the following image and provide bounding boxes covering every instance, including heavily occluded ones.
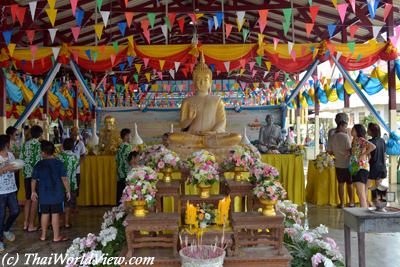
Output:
[48,28,57,43]
[331,0,337,7]
[327,24,336,38]
[94,24,104,40]
[167,13,176,30]
[265,61,271,71]
[157,72,163,80]
[236,11,246,31]
[177,17,185,33]
[174,62,180,72]
[29,1,37,21]
[309,6,319,23]
[10,5,18,24]
[70,0,78,16]
[349,0,356,13]
[119,63,125,71]
[45,8,57,27]
[305,23,314,37]
[239,68,245,76]
[216,12,223,28]
[337,3,348,23]
[100,11,110,27]
[367,0,379,20]
[147,13,156,28]
[143,58,149,68]
[127,35,134,47]
[224,62,230,72]
[85,49,92,61]
[125,12,134,28]
[383,3,392,22]
[127,56,133,67]
[97,0,103,11]
[208,18,214,33]
[133,74,138,83]
[143,29,151,44]
[252,70,257,78]
[349,24,359,39]
[47,0,56,9]
[242,28,250,42]
[30,45,38,58]
[26,30,35,44]
[141,19,149,31]
[161,24,168,39]
[258,9,268,33]
[282,8,292,35]
[159,60,165,70]
[75,9,84,27]
[263,71,268,79]
[169,69,175,79]
[225,23,233,38]
[118,22,127,36]
[7,43,16,57]
[347,41,355,54]
[112,41,119,52]
[16,7,26,26]
[71,26,80,42]
[145,73,151,82]
[239,59,246,69]
[372,26,382,39]
[273,37,279,50]
[51,47,60,60]
[110,54,116,65]
[249,61,256,71]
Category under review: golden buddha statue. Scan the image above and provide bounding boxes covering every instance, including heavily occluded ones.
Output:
[168,52,241,153]
[98,115,121,155]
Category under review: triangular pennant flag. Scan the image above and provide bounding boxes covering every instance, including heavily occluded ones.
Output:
[291,50,296,61]
[112,41,119,52]
[51,47,60,60]
[92,51,98,63]
[383,3,392,22]
[118,22,127,36]
[213,16,218,30]
[249,61,256,71]
[174,62,180,72]
[252,70,257,78]
[283,21,290,36]
[327,24,336,38]
[373,26,382,39]
[309,5,319,23]
[349,0,356,13]
[305,23,314,37]
[94,23,104,40]
[127,35,134,47]
[236,11,246,30]
[258,10,268,33]
[177,17,185,33]
[145,73,151,82]
[239,59,246,69]
[242,28,249,42]
[125,12,134,28]
[31,58,35,68]
[133,74,138,83]
[389,35,399,47]
[216,12,223,28]
[225,23,233,38]
[48,28,57,43]
[29,1,37,21]
[100,11,110,27]
[188,13,197,24]
[265,61,271,71]
[224,61,230,72]
[122,75,127,84]
[47,0,56,9]
[356,54,362,62]
[110,54,116,65]
[256,56,262,67]
[263,71,268,79]
[274,72,280,80]
[147,13,156,28]
[337,3,348,23]
[97,0,103,11]
[208,18,214,33]
[283,8,292,23]
[367,0,378,20]
[30,45,38,58]
[75,9,84,27]
[119,63,125,71]
[169,69,175,79]
[127,56,133,67]
[273,37,279,50]
[7,43,16,57]
[159,60,165,70]
[157,71,163,80]
[336,51,342,61]
[10,5,19,25]
[195,13,204,20]
[85,49,92,61]
[16,7,27,26]
[143,58,149,68]
[72,50,79,62]
[167,13,176,30]
[71,26,80,42]
[143,29,151,44]
[161,24,168,39]
[331,0,337,7]
[347,41,355,53]
[141,19,150,31]
[288,41,294,54]
[301,45,307,56]
[26,30,35,44]
[45,8,57,27]
[349,24,359,39]
[69,0,78,16]
[239,68,245,76]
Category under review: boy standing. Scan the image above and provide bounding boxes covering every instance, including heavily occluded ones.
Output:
[57,138,79,228]
[116,128,132,203]
[0,135,20,251]
[31,141,70,242]
[20,125,43,232]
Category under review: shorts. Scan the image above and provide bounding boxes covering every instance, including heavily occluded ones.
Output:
[335,168,352,184]
[64,191,77,209]
[24,178,32,200]
[352,169,369,184]
[369,166,387,180]
[39,203,64,214]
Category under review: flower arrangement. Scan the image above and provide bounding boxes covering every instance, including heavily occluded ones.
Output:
[290,144,305,156]
[249,160,280,184]
[241,144,262,160]
[125,166,158,185]
[120,180,157,206]
[253,179,287,201]
[277,200,304,227]
[186,150,220,186]
[314,152,335,173]
[220,145,255,171]
[197,203,216,229]
[141,144,180,171]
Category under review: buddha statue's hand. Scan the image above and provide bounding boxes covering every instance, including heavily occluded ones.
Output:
[199,131,216,136]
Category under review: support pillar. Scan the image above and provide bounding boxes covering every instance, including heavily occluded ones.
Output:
[386,0,397,184]
[42,91,50,140]
[0,69,6,134]
[314,75,320,156]
[342,26,350,110]
[296,96,301,144]
[74,85,79,128]
[91,90,97,134]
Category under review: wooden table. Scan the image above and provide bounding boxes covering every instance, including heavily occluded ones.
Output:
[224,179,253,213]
[156,180,181,212]
[125,213,179,257]
[231,212,284,255]
[343,208,400,267]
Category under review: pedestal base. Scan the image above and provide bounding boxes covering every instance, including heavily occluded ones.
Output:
[168,144,233,162]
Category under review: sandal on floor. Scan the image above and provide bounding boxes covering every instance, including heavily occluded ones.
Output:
[39,237,46,241]
[336,204,344,209]
[53,236,69,243]
[348,203,355,208]
[27,227,39,233]
[64,224,71,229]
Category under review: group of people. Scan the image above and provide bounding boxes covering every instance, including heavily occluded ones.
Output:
[328,113,387,208]
[0,125,86,251]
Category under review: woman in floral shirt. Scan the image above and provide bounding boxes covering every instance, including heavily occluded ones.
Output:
[350,124,376,208]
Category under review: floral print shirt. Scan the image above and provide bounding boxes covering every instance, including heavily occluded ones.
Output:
[116,142,132,181]
[57,151,79,191]
[20,138,42,178]
[0,152,17,194]
[351,137,370,171]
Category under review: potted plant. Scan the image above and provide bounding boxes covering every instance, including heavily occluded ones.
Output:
[221,145,255,182]
[253,179,286,216]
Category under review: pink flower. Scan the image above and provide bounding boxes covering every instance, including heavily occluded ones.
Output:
[158,161,165,169]
[325,237,338,250]
[284,228,296,237]
[302,233,314,242]
[311,253,324,267]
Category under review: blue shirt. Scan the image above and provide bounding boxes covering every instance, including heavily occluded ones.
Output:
[32,158,67,205]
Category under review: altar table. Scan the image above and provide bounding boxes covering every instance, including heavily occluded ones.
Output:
[18,154,304,206]
[343,208,400,267]
[306,161,371,206]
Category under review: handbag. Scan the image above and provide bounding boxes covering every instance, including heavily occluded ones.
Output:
[386,131,400,155]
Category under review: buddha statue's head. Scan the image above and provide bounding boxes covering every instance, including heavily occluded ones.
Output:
[192,52,212,95]
[104,115,116,131]
[265,114,273,125]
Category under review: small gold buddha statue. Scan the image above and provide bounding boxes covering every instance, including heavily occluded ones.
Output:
[168,52,241,150]
[98,115,121,154]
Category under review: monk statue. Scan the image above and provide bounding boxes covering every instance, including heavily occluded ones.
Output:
[98,115,121,155]
[258,114,282,153]
[168,52,241,151]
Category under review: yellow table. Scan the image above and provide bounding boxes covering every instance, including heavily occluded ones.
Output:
[306,161,371,206]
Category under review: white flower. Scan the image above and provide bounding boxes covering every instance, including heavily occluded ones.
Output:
[98,227,118,247]
[204,213,211,220]
[314,224,329,236]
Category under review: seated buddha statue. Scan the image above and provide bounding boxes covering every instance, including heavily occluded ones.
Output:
[98,115,121,155]
[168,52,241,149]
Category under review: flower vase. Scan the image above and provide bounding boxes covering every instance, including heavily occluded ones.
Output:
[197,183,212,199]
[163,167,173,183]
[233,167,244,182]
[259,198,277,216]
[131,200,147,217]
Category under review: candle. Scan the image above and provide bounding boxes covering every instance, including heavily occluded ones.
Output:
[186,202,197,225]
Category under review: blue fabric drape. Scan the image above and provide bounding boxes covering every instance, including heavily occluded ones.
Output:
[6,79,23,103]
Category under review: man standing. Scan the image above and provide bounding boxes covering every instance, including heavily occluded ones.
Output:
[328,113,354,208]
[70,127,86,208]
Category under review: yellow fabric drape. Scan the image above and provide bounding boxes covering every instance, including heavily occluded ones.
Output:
[69,45,128,61]
[264,43,316,59]
[202,44,255,61]
[324,83,339,102]
[333,40,385,59]
[12,47,53,61]
[135,44,191,58]
[370,66,400,90]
